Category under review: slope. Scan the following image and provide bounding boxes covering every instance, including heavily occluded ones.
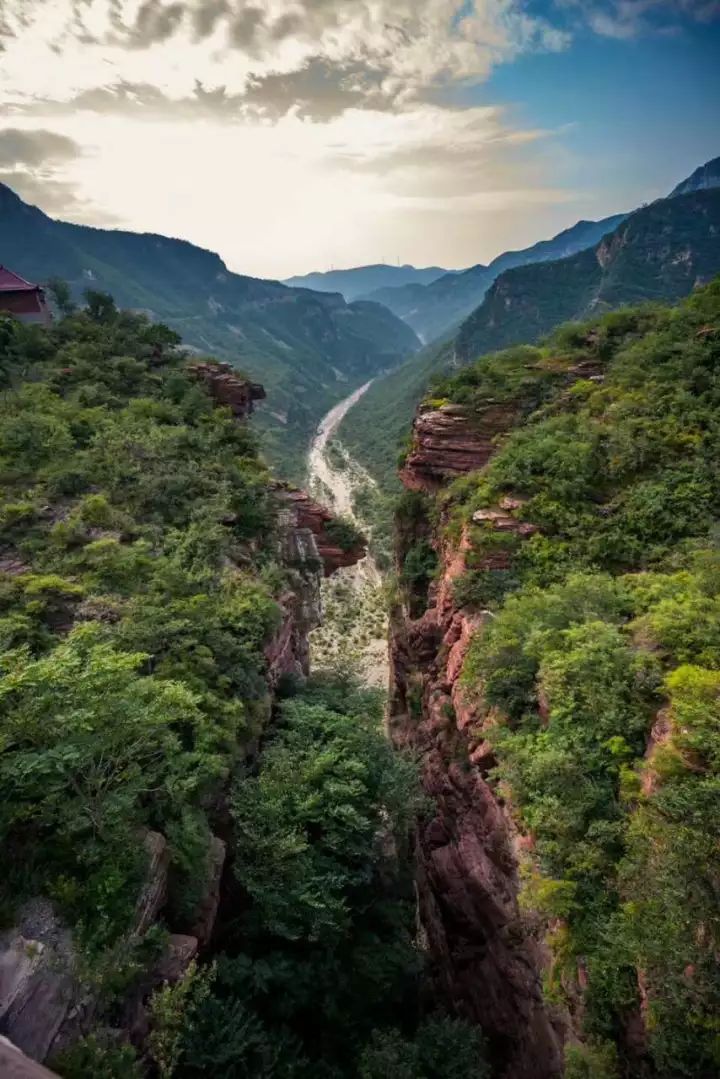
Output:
[340,188,720,493]
[365,213,627,343]
[0,183,419,481]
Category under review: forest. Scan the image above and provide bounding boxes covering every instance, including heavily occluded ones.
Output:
[0,297,485,1077]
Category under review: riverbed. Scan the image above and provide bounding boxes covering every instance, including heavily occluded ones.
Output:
[308,382,389,687]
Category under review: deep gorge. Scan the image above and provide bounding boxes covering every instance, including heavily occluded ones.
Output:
[3,275,720,1079]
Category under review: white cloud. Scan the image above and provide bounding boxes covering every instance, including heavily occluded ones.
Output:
[559,0,720,39]
[0,1,568,113]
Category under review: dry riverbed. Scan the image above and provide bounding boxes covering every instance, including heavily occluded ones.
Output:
[308,382,389,688]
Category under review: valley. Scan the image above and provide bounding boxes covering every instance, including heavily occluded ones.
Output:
[1,131,720,1079]
[307,381,389,688]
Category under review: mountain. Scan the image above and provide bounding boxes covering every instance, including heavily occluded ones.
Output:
[364,213,627,343]
[0,183,419,481]
[282,262,450,302]
[339,187,720,493]
[669,154,720,196]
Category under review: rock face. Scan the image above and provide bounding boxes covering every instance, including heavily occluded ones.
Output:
[187,361,266,419]
[400,403,518,492]
[0,901,75,1064]
[277,487,366,576]
[390,408,567,1077]
[0,1037,59,1079]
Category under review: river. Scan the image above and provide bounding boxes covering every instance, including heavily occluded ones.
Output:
[307,381,388,687]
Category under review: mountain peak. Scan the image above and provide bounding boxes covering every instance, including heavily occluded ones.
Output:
[669,155,720,197]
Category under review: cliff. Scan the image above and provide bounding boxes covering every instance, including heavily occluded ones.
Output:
[390,281,720,1078]
[391,414,567,1078]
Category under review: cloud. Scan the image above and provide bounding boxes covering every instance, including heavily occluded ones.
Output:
[0,127,81,166]
[559,0,720,38]
[0,126,109,223]
[0,2,569,120]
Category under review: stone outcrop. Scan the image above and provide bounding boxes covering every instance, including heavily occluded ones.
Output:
[0,900,76,1063]
[0,1037,59,1079]
[277,487,366,576]
[400,403,518,492]
[134,831,170,936]
[390,404,567,1078]
[187,361,265,419]
[186,837,226,948]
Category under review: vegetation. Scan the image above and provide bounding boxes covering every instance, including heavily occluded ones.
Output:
[437,280,720,1074]
[339,188,720,498]
[0,303,282,952]
[144,673,485,1079]
[0,183,418,482]
[1,301,484,1077]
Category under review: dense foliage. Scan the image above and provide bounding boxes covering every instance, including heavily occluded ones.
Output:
[0,304,282,952]
[141,674,487,1079]
[438,280,720,1075]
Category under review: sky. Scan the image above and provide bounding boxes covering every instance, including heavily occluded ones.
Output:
[0,1,719,279]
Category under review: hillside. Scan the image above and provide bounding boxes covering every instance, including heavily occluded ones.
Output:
[282,262,449,301]
[389,279,720,1077]
[670,153,720,196]
[364,213,627,343]
[0,305,489,1079]
[0,184,419,481]
[340,187,720,494]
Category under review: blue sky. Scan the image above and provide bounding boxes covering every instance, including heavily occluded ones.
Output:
[0,1,718,275]
[482,13,720,216]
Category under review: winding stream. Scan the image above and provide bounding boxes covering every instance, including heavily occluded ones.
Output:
[308,381,388,687]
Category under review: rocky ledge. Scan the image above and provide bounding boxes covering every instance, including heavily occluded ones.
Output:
[399,402,518,492]
[275,486,366,576]
[187,361,266,419]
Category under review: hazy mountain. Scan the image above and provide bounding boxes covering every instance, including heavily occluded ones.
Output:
[363,213,628,343]
[0,183,419,480]
[339,187,720,492]
[282,263,450,302]
[669,154,720,196]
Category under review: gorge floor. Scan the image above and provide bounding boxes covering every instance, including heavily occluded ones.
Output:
[307,382,389,689]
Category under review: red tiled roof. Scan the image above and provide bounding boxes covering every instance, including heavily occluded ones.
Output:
[0,266,41,292]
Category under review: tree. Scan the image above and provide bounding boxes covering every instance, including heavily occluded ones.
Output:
[47,277,76,316]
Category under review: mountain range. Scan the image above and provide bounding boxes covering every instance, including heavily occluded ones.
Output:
[0,183,419,480]
[360,213,628,343]
[282,263,451,301]
[339,164,720,492]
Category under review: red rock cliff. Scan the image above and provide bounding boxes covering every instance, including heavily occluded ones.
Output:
[390,407,567,1078]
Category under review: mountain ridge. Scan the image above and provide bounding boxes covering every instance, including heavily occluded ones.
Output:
[362,212,628,342]
[339,184,720,493]
[282,262,451,301]
[0,182,419,480]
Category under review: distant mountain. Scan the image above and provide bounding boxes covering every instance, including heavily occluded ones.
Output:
[339,187,720,493]
[282,263,450,302]
[669,155,720,197]
[365,214,627,343]
[0,184,419,480]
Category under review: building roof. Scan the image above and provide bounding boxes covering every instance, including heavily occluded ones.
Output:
[0,266,41,292]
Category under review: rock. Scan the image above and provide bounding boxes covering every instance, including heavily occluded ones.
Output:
[276,486,366,576]
[388,401,567,1077]
[154,935,198,985]
[400,403,518,492]
[187,837,226,948]
[134,832,170,936]
[187,361,265,419]
[0,901,76,1063]
[0,1036,60,1078]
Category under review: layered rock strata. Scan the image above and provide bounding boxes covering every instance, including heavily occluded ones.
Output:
[390,405,567,1078]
